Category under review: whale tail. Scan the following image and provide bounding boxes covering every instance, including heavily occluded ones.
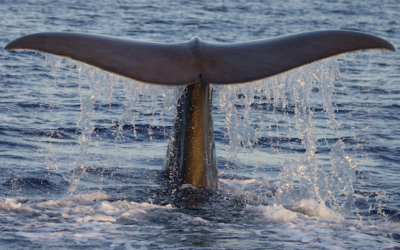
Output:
[5,30,394,86]
[5,30,395,189]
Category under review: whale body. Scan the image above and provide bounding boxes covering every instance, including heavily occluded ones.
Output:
[5,30,395,189]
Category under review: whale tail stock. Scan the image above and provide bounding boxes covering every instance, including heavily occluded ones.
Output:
[5,30,395,189]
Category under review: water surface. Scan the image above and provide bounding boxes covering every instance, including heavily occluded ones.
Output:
[1,0,399,249]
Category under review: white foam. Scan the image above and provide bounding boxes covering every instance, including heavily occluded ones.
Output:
[0,198,21,210]
[250,214,400,249]
[76,215,117,223]
[190,216,209,224]
[285,199,344,220]
[2,193,400,249]
[220,178,257,185]
[218,173,275,192]
[39,191,111,208]
[247,204,298,222]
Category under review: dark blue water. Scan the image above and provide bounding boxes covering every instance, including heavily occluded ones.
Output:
[1,0,399,249]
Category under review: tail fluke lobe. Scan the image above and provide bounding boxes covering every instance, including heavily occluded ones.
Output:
[200,30,395,84]
[5,32,200,86]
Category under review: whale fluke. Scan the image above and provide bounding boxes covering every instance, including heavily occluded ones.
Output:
[5,30,395,86]
[4,31,395,190]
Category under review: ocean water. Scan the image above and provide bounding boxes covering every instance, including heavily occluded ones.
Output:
[1,0,400,249]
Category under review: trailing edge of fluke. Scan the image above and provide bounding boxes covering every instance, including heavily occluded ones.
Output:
[4,30,395,86]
